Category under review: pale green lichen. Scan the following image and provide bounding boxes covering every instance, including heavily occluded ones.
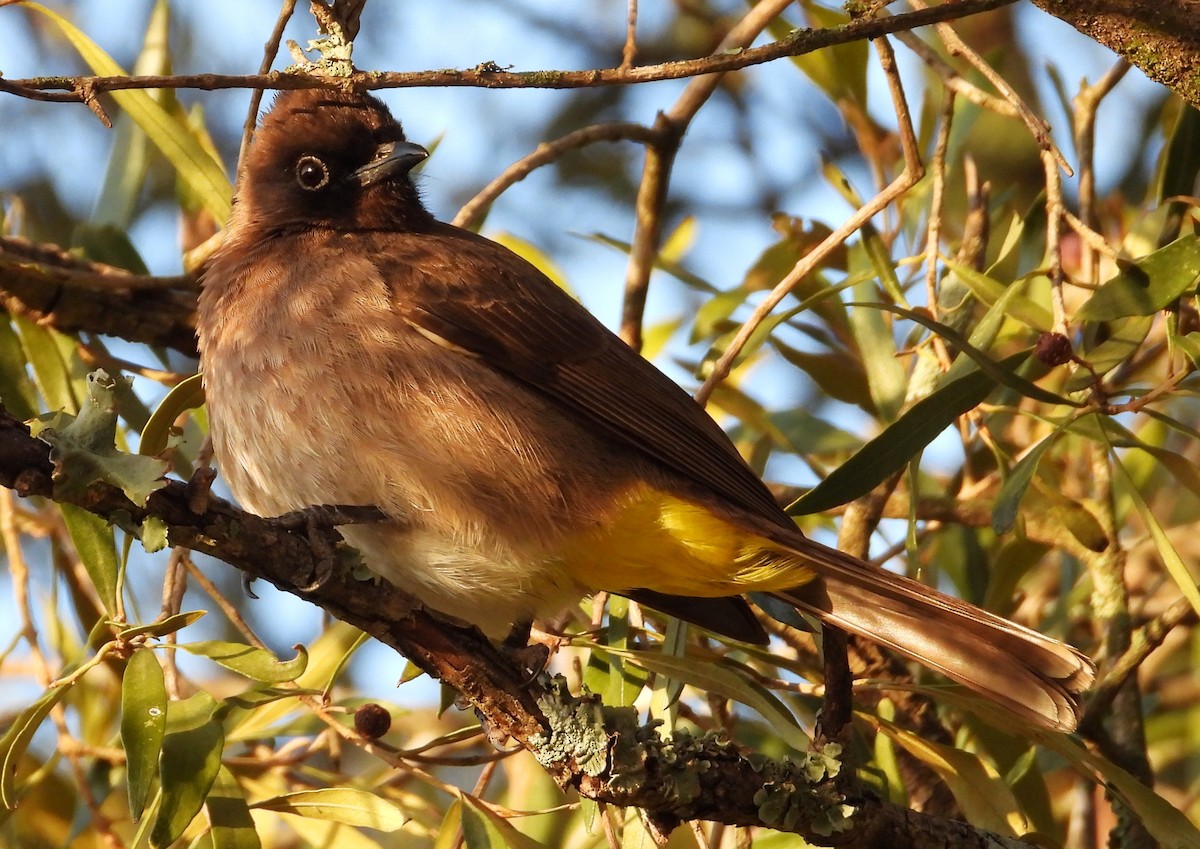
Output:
[531,677,855,833]
[284,22,355,78]
[530,676,610,776]
[753,742,854,836]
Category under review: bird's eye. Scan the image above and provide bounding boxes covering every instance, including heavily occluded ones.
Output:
[294,155,330,191]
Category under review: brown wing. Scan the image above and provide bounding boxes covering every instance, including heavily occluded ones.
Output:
[369,224,791,530]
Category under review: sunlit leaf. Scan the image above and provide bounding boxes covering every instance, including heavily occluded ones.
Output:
[873,717,1027,836]
[24,2,232,223]
[790,353,1027,515]
[118,610,207,640]
[1077,235,1200,322]
[141,373,205,457]
[606,648,809,753]
[1043,734,1200,849]
[175,642,308,684]
[0,680,77,809]
[460,794,551,849]
[251,788,409,832]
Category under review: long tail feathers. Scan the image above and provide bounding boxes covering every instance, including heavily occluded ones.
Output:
[773,543,1094,732]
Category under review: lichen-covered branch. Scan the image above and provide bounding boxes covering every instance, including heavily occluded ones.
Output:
[1030,0,1200,109]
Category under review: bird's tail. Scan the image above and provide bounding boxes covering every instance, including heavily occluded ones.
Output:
[773,542,1094,732]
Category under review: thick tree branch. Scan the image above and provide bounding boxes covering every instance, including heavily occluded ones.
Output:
[0,404,1045,848]
[0,236,198,356]
[1031,0,1200,109]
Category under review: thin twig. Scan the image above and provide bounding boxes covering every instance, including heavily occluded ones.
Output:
[621,0,638,69]
[0,0,1019,99]
[238,0,300,183]
[451,123,659,231]
[1072,58,1130,284]
[620,0,794,350]
[696,35,925,405]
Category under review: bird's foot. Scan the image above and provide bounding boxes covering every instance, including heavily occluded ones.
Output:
[272,503,387,591]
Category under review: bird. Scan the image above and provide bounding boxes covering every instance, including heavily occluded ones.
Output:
[197,87,1093,732]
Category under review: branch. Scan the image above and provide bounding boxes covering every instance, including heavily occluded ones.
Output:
[0,402,1047,848]
[1030,0,1200,110]
[0,236,198,356]
[0,0,1015,103]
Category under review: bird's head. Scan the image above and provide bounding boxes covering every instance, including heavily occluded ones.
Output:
[235,88,432,235]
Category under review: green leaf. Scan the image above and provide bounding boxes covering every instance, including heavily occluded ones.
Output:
[205,767,261,849]
[1077,235,1200,322]
[175,642,308,684]
[153,693,224,849]
[584,596,646,707]
[856,303,1078,407]
[251,788,409,832]
[91,0,172,232]
[777,6,867,107]
[1043,734,1200,849]
[13,315,81,415]
[790,353,1027,515]
[0,319,39,420]
[848,274,905,422]
[460,794,550,849]
[992,427,1065,534]
[24,2,232,223]
[60,503,120,617]
[39,370,169,505]
[874,717,1026,836]
[1064,314,1154,392]
[1111,452,1200,619]
[944,261,1054,332]
[122,647,168,821]
[118,610,207,640]
[141,373,205,457]
[0,680,77,809]
[608,648,809,753]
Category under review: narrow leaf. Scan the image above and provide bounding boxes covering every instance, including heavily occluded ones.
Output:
[0,681,76,809]
[153,695,224,849]
[854,302,1079,407]
[874,718,1026,836]
[25,3,232,222]
[1112,454,1200,619]
[992,428,1064,534]
[118,610,207,640]
[141,373,205,457]
[460,794,550,849]
[1077,235,1200,322]
[250,788,408,832]
[790,354,1027,515]
[61,503,120,617]
[122,647,168,821]
[609,648,809,752]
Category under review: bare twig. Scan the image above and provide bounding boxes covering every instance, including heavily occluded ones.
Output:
[452,123,660,231]
[695,35,925,405]
[0,0,1019,101]
[238,0,301,182]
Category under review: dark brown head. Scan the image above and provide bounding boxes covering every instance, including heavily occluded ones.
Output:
[234,88,433,236]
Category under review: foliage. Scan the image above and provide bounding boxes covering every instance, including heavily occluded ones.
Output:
[1,1,1199,847]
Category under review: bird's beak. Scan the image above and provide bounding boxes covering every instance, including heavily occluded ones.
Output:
[350,141,429,187]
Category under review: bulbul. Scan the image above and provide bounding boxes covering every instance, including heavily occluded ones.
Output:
[198,88,1093,731]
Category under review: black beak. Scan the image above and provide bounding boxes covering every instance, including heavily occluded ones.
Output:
[350,141,429,187]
